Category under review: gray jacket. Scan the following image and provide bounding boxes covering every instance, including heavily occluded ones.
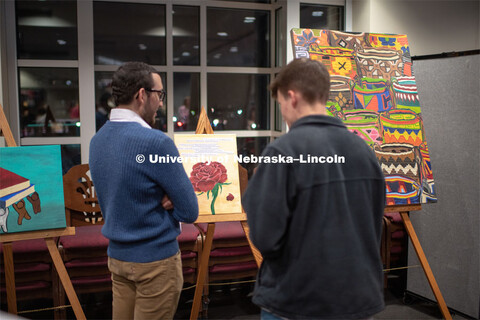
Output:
[242,115,386,319]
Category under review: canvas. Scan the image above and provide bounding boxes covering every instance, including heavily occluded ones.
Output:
[291,29,436,205]
[0,145,67,234]
[174,134,242,216]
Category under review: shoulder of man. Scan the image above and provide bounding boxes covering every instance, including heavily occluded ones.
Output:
[141,129,181,153]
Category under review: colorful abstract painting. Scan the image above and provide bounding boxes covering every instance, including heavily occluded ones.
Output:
[0,145,67,234]
[291,29,436,205]
[174,134,242,215]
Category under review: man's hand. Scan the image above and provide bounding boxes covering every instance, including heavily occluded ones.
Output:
[162,195,173,211]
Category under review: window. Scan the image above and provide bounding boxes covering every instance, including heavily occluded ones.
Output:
[16,0,78,60]
[207,8,270,67]
[19,68,79,138]
[173,6,200,66]
[237,137,270,177]
[5,1,347,164]
[173,73,200,132]
[300,4,344,30]
[93,2,166,65]
[207,73,270,130]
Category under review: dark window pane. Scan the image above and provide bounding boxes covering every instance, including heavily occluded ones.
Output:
[19,68,79,137]
[16,0,78,60]
[94,71,167,132]
[300,4,344,31]
[207,8,270,67]
[173,6,200,66]
[153,72,167,132]
[237,137,270,178]
[275,101,282,131]
[94,71,114,132]
[275,7,285,67]
[60,144,81,175]
[93,2,166,65]
[174,73,200,132]
[218,0,271,3]
[207,73,269,130]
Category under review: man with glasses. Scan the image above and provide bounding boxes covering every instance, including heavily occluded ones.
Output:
[89,61,198,320]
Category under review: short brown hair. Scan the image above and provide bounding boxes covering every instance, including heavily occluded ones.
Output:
[111,62,157,106]
[270,58,330,105]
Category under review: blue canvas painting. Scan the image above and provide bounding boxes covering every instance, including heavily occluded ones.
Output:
[0,145,66,234]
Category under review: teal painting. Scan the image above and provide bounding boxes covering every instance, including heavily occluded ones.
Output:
[0,145,66,234]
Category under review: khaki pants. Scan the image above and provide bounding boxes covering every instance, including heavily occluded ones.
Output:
[108,252,183,320]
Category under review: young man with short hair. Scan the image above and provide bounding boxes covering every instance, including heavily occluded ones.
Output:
[242,58,386,319]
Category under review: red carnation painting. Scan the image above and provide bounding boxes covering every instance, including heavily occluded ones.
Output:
[190,162,231,215]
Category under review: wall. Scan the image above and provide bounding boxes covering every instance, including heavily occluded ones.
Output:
[351,0,370,33]
[352,0,479,56]
[406,54,479,318]
[351,1,479,316]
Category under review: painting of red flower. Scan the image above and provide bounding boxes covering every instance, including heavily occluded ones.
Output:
[189,162,230,215]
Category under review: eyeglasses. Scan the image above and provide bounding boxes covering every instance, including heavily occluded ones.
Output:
[146,88,166,102]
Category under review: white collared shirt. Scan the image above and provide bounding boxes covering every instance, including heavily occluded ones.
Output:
[109,108,151,129]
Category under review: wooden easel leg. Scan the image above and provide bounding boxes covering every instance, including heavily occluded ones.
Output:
[3,242,18,314]
[240,221,263,268]
[52,259,66,320]
[45,238,86,320]
[400,212,452,320]
[190,223,215,320]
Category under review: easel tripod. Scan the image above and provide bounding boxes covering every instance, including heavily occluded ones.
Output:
[0,104,86,319]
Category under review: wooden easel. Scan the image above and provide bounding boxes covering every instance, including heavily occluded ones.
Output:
[189,107,262,320]
[0,104,86,319]
[385,204,452,320]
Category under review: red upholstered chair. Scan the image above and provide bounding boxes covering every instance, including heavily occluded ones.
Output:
[194,221,257,290]
[0,239,60,317]
[178,223,202,284]
[206,222,257,282]
[56,164,111,318]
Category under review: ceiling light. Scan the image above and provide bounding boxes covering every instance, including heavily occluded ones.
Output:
[244,17,256,23]
[57,39,66,45]
[217,32,228,37]
[138,43,147,50]
[312,11,324,17]
[230,46,238,53]
[182,51,191,57]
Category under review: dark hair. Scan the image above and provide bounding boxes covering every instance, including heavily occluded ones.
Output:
[111,62,157,106]
[269,58,330,105]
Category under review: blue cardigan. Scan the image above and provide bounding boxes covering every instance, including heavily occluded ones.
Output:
[89,121,198,263]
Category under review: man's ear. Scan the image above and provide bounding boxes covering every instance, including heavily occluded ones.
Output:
[287,90,298,108]
[134,88,147,107]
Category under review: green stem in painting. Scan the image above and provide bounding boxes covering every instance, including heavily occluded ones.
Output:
[209,182,232,215]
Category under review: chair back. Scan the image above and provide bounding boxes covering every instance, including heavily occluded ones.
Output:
[63,164,103,226]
